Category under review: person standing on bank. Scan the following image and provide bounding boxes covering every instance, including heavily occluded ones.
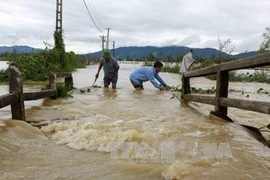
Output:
[95,50,120,89]
[179,49,196,73]
[130,61,171,90]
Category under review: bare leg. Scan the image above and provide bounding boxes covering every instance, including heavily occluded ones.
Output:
[104,82,110,88]
[135,87,143,90]
[112,83,117,89]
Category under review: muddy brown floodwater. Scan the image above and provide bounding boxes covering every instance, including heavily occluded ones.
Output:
[1,63,270,179]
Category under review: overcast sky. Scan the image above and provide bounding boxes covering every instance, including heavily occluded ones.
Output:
[0,0,269,54]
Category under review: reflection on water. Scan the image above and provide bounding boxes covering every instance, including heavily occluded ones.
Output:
[1,64,270,179]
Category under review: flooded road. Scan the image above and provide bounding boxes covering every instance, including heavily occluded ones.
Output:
[0,63,270,179]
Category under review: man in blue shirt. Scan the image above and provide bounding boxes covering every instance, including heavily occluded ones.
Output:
[130,61,171,90]
[95,50,120,89]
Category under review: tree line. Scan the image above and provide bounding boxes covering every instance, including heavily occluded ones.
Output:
[0,30,85,82]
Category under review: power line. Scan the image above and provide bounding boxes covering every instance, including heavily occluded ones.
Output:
[89,0,104,29]
[82,0,114,53]
[82,0,103,33]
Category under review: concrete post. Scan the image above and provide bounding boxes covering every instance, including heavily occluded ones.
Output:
[49,72,58,99]
[9,66,25,121]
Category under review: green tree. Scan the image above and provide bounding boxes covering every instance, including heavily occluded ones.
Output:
[258,26,270,54]
[152,52,157,60]
[218,36,234,63]
[54,30,65,52]
[147,52,156,61]
[53,30,66,68]
[4,51,10,58]
[0,30,85,82]
[159,51,163,59]
[175,54,184,63]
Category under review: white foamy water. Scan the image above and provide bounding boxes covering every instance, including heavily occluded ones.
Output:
[1,63,270,179]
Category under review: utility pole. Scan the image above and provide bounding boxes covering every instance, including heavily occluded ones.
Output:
[106,28,111,50]
[55,0,63,34]
[99,35,106,52]
[112,41,115,57]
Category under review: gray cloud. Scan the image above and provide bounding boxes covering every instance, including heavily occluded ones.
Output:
[0,0,269,54]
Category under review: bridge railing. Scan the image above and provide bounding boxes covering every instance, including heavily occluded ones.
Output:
[0,65,73,121]
[181,52,270,118]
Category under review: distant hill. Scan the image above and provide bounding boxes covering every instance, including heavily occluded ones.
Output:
[0,45,257,60]
[234,51,257,59]
[86,46,257,60]
[0,45,42,54]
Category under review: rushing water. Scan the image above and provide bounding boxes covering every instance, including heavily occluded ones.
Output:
[0,62,270,180]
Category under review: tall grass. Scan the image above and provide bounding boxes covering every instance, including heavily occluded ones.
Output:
[206,71,270,83]
[162,63,180,74]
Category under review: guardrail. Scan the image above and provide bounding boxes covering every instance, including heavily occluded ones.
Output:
[0,65,73,121]
[181,52,270,118]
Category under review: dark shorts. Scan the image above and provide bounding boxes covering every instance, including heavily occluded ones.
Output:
[130,78,143,89]
[104,74,118,84]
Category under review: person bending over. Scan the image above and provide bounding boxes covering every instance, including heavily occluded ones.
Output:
[130,61,170,90]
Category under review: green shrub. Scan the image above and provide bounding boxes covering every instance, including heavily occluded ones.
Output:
[162,64,180,74]
[0,30,85,82]
[57,83,73,98]
[0,69,8,82]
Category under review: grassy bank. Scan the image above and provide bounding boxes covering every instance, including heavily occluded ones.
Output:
[162,63,180,74]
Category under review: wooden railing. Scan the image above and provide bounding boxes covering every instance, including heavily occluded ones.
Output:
[181,52,270,118]
[0,65,73,121]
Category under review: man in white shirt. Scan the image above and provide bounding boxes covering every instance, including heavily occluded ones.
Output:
[179,49,196,73]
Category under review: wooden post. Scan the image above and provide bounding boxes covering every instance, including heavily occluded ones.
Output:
[215,70,229,115]
[9,66,25,121]
[181,75,191,96]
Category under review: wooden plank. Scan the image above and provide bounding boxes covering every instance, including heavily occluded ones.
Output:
[215,70,229,115]
[172,92,181,100]
[181,94,270,115]
[182,94,216,105]
[219,98,270,114]
[0,93,18,108]
[24,90,57,101]
[184,52,270,78]
[221,52,270,71]
[184,65,219,78]
[181,76,191,94]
